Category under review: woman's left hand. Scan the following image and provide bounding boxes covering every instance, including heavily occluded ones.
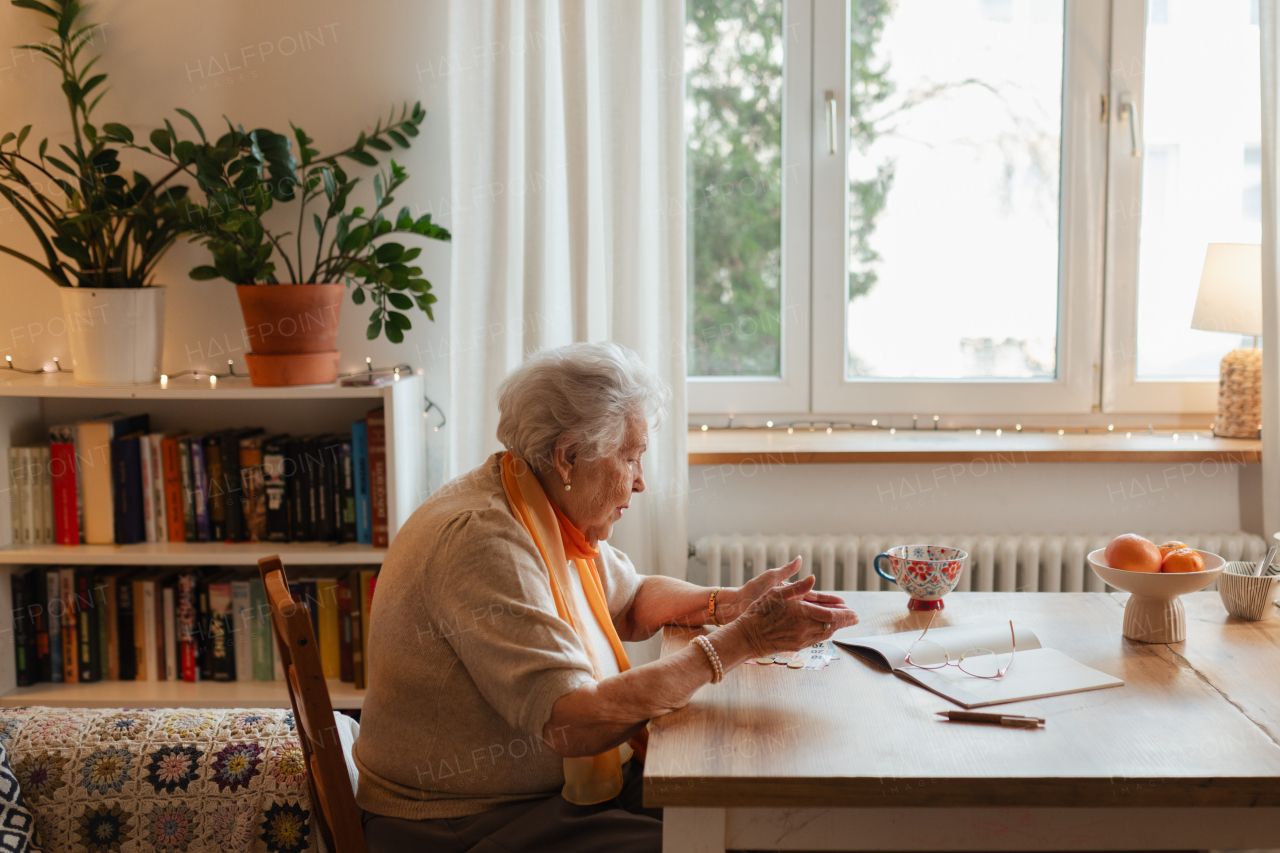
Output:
[715,556,851,624]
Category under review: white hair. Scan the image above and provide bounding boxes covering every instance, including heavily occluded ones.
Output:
[496,342,669,470]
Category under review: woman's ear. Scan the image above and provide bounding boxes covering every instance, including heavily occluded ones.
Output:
[552,435,575,487]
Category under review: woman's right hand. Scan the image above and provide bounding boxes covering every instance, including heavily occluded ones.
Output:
[728,574,860,657]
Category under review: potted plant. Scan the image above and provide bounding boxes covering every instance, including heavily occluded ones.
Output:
[123,105,451,386]
[0,0,196,385]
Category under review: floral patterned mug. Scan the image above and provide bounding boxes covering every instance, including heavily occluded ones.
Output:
[873,545,968,611]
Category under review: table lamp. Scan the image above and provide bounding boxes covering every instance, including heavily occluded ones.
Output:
[1191,243,1262,438]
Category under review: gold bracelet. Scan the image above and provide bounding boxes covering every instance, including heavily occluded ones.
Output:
[708,587,724,626]
[692,634,724,683]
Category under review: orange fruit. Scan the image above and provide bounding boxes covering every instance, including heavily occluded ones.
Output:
[1161,548,1204,574]
[1158,541,1190,560]
[1104,534,1162,573]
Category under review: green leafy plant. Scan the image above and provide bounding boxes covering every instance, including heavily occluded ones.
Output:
[118,104,451,344]
[0,0,195,288]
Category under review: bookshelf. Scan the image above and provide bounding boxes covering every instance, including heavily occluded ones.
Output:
[0,372,427,709]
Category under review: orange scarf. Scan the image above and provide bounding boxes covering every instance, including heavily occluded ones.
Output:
[499,452,647,805]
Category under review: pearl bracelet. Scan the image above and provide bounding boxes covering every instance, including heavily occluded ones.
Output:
[692,634,724,684]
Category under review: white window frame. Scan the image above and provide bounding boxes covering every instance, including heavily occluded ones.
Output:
[1101,0,1223,415]
[686,0,1222,419]
[686,0,813,415]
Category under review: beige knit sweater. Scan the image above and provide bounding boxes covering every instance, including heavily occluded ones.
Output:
[353,453,644,819]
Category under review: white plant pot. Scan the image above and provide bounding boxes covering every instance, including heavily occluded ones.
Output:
[59,286,166,385]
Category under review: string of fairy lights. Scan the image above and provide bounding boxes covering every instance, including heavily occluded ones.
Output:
[2,355,447,431]
[693,413,1230,441]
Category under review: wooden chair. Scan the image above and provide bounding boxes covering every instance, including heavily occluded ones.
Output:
[259,555,367,853]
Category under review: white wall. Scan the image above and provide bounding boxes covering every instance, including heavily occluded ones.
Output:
[0,0,453,488]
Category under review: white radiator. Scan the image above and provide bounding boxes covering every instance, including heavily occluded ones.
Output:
[693,532,1268,592]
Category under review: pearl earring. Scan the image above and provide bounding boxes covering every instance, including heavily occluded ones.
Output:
[564,482,571,491]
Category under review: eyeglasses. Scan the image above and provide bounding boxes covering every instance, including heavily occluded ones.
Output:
[903,612,1016,679]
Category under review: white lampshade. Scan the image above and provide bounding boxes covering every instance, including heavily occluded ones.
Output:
[1190,243,1263,336]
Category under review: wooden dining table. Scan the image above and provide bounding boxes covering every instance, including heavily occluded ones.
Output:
[643,591,1280,852]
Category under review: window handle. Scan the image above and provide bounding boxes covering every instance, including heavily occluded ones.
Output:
[824,90,837,155]
[1118,94,1141,158]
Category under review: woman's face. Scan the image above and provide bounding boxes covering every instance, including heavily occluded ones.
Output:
[556,413,648,544]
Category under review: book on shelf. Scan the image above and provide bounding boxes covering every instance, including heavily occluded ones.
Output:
[231,579,253,683]
[139,435,156,543]
[111,434,146,545]
[367,408,389,547]
[11,569,36,687]
[48,424,81,544]
[43,568,62,683]
[161,436,186,542]
[352,420,372,544]
[249,578,274,682]
[74,567,99,683]
[190,438,210,542]
[239,434,267,542]
[162,584,178,681]
[177,436,197,542]
[207,574,236,682]
[77,413,149,545]
[262,435,289,542]
[176,570,200,682]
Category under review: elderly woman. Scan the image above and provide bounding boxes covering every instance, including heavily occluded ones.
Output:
[355,342,858,853]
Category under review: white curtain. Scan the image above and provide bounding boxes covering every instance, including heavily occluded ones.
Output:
[447,0,689,579]
[1261,2,1280,544]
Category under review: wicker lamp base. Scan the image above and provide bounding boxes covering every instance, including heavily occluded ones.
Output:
[1214,347,1262,438]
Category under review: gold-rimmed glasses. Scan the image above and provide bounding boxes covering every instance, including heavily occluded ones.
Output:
[903,612,1016,679]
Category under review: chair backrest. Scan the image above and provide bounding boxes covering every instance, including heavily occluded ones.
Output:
[259,556,367,853]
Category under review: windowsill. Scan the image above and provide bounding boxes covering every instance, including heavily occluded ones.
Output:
[687,428,1262,465]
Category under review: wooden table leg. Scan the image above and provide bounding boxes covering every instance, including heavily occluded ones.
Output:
[663,807,726,853]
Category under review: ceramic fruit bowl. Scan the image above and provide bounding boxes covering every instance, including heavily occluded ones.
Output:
[1088,549,1225,643]
[874,545,968,611]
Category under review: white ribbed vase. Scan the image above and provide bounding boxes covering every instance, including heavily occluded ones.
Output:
[59,286,166,385]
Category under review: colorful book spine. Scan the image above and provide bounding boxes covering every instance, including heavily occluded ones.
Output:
[30,448,47,544]
[161,438,185,542]
[77,421,114,544]
[177,437,197,542]
[208,581,234,681]
[163,585,177,682]
[366,411,388,547]
[75,569,98,682]
[11,570,34,687]
[263,436,289,542]
[232,580,252,683]
[48,427,80,545]
[350,567,365,689]
[339,437,356,542]
[33,567,50,682]
[60,568,77,683]
[204,436,225,542]
[190,439,210,542]
[315,578,340,679]
[337,577,353,682]
[45,568,63,683]
[7,448,22,545]
[177,571,200,682]
[111,436,145,545]
[101,575,116,681]
[139,434,156,543]
[249,578,274,681]
[149,434,168,544]
[18,448,34,545]
[239,436,266,542]
[116,577,136,681]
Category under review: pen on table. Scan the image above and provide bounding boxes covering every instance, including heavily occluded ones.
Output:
[936,710,1045,729]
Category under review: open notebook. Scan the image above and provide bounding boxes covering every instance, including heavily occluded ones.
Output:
[834,622,1123,709]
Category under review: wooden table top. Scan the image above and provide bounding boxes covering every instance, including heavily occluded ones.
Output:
[644,591,1280,809]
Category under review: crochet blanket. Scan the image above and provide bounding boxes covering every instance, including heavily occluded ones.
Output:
[0,706,320,853]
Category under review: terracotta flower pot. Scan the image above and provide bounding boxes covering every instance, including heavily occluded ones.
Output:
[236,284,343,386]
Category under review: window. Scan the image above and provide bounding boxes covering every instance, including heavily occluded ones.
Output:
[686,0,1261,419]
